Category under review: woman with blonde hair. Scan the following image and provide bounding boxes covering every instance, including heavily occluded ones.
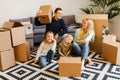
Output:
[72,18,95,70]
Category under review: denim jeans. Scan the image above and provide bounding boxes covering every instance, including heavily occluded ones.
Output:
[72,42,90,59]
[39,50,55,67]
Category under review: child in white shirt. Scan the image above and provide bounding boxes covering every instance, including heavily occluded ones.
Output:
[34,31,56,67]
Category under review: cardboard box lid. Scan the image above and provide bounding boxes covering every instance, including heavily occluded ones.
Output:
[82,14,108,19]
[0,28,9,32]
[103,35,120,47]
[2,22,23,29]
[59,57,81,64]
[39,5,52,16]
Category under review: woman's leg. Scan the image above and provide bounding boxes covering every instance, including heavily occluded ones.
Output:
[47,50,55,62]
[81,58,85,71]
[87,57,93,66]
[82,43,94,66]
[71,42,82,56]
[81,43,90,59]
[39,56,47,67]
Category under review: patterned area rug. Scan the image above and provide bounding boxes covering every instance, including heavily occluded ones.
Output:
[0,48,120,80]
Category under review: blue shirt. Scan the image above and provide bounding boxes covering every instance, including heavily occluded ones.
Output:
[34,17,68,36]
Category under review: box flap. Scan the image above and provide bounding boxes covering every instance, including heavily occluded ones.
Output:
[0,29,9,32]
[2,22,23,29]
[59,57,81,63]
[82,14,108,19]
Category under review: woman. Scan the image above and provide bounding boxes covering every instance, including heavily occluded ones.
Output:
[72,19,95,70]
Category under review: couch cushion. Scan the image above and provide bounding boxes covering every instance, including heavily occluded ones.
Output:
[67,27,77,33]
[33,28,45,35]
[62,15,75,26]
[9,17,31,22]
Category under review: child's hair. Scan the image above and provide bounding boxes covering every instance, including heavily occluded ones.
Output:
[45,31,54,38]
[63,34,73,42]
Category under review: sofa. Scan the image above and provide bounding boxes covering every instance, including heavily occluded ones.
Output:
[9,15,82,45]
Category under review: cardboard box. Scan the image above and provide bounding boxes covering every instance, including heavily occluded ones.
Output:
[102,36,120,64]
[3,22,26,46]
[2,22,23,29]
[14,41,30,62]
[82,14,108,53]
[0,29,12,51]
[0,48,15,71]
[38,5,52,24]
[58,57,81,77]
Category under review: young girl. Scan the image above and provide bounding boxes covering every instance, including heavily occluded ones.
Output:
[73,19,95,70]
[58,34,73,57]
[34,31,56,67]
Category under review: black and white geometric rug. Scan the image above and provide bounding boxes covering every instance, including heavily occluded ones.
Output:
[0,48,120,80]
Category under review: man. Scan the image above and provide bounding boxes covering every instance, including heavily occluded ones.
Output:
[34,7,68,40]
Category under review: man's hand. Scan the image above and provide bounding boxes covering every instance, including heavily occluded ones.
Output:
[36,10,42,16]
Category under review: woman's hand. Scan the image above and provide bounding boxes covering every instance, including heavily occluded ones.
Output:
[76,39,86,44]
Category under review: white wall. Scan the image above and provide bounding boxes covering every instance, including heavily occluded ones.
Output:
[0,0,89,28]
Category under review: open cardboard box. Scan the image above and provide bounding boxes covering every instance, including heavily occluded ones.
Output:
[102,35,120,64]
[2,22,26,46]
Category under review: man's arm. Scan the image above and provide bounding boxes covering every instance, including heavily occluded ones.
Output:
[34,17,42,26]
[34,10,44,26]
[58,19,68,36]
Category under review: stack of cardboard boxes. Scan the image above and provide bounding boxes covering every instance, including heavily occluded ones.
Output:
[0,29,15,71]
[0,22,30,71]
[2,22,30,62]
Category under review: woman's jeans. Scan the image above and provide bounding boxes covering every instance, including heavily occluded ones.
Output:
[72,42,90,59]
[39,50,55,67]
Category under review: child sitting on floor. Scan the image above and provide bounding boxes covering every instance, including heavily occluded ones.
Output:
[57,34,73,57]
[34,31,57,67]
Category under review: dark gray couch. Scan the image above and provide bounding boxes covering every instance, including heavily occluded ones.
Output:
[9,15,81,45]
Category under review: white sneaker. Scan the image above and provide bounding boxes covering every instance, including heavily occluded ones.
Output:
[51,60,57,63]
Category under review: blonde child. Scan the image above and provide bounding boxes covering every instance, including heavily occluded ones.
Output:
[34,31,56,67]
[58,34,73,57]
